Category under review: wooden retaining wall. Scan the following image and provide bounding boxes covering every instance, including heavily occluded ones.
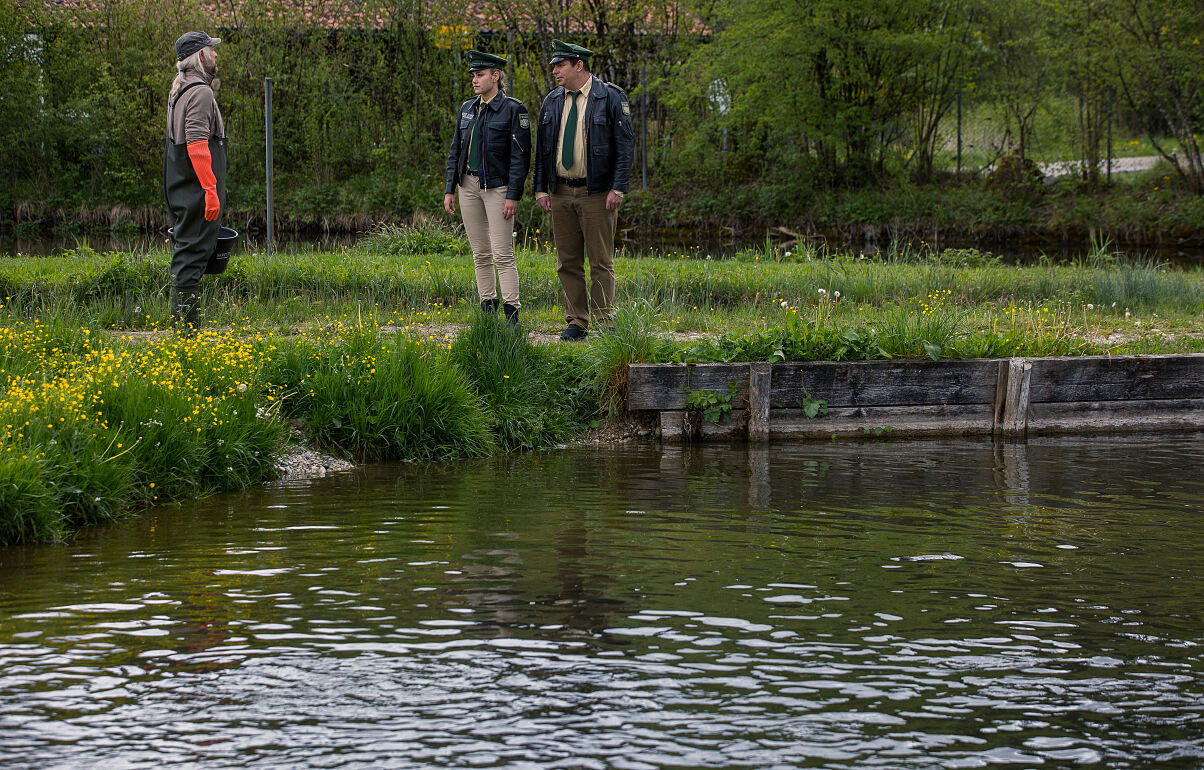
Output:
[627,354,1204,442]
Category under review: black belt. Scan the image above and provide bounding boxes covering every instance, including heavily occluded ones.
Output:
[463,169,479,177]
[556,176,587,187]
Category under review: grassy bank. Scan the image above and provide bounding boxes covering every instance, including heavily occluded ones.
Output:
[2,227,1201,345]
[2,230,1202,543]
[0,311,597,544]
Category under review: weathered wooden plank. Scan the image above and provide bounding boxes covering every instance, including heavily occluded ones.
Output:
[768,403,995,438]
[1028,398,1204,433]
[659,411,685,442]
[1028,354,1204,403]
[748,363,772,443]
[768,359,1000,408]
[1001,357,1032,438]
[993,359,1009,426]
[628,363,749,412]
[658,409,747,442]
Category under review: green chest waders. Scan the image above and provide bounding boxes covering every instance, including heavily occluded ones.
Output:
[163,81,227,329]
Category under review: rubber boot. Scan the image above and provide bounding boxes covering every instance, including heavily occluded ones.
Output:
[171,289,201,336]
[503,303,519,327]
[480,298,500,313]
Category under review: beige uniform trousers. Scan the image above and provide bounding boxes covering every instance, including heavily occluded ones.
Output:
[550,185,618,329]
[458,173,520,307]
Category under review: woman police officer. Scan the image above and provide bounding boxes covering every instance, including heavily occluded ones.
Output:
[443,50,531,326]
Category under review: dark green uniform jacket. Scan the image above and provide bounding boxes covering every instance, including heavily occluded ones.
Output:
[444,91,532,200]
[533,76,634,196]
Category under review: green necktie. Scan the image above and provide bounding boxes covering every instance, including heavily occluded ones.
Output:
[561,91,580,170]
[467,104,482,172]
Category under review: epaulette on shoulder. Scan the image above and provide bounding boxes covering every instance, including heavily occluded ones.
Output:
[606,82,629,101]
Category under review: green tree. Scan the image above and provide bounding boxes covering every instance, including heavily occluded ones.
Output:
[1103,0,1204,193]
[976,0,1050,161]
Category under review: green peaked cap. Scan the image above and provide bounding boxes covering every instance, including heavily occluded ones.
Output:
[548,39,593,64]
[467,49,507,71]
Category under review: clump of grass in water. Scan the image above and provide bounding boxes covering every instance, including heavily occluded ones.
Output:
[449,310,596,450]
[269,321,494,462]
[585,299,670,415]
[361,221,471,258]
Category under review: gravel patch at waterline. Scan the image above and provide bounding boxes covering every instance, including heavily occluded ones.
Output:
[273,443,353,480]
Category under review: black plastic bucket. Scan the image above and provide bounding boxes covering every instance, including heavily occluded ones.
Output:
[166,226,239,275]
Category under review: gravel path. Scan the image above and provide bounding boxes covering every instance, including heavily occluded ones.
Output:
[1038,155,1161,179]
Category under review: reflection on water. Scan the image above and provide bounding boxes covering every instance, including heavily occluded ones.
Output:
[1,435,1202,768]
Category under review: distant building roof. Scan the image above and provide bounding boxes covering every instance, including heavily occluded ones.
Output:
[34,0,700,33]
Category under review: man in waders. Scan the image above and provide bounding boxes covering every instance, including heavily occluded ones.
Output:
[163,30,225,334]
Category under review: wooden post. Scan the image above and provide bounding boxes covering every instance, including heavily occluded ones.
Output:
[1001,357,1032,438]
[993,358,1009,430]
[748,363,771,443]
[660,411,685,443]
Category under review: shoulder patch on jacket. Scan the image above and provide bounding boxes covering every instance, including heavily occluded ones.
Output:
[605,81,629,100]
[519,114,530,128]
[606,81,632,115]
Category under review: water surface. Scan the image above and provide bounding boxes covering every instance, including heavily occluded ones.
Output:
[1,436,1202,768]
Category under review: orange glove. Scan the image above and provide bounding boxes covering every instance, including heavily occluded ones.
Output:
[186,140,221,221]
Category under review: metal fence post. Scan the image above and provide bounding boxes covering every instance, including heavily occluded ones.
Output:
[1106,87,1113,184]
[641,65,648,189]
[265,77,274,255]
[956,87,962,175]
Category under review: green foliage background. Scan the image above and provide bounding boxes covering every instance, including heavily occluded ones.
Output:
[0,0,1200,230]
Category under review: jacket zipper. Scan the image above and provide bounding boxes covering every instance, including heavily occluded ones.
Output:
[479,102,488,190]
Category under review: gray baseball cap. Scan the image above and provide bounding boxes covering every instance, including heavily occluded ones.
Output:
[175,31,221,61]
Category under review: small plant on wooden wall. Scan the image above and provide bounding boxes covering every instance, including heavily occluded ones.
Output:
[799,386,828,418]
[686,380,740,424]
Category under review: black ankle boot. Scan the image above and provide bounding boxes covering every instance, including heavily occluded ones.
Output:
[503,303,519,327]
[481,298,500,313]
[171,289,201,336]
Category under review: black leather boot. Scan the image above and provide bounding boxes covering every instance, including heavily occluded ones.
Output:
[171,289,201,336]
[480,298,500,313]
[503,303,519,327]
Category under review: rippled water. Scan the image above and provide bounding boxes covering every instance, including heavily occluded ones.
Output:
[2,436,1203,768]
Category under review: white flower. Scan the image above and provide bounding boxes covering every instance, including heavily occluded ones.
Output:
[818,288,827,295]
[511,231,517,238]
[780,300,788,308]
[785,251,792,257]
[237,383,248,392]
[833,291,841,298]
[1086,304,1094,310]
[1124,309,1131,319]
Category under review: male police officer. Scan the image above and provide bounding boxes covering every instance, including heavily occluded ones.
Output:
[533,39,634,340]
[163,30,225,334]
